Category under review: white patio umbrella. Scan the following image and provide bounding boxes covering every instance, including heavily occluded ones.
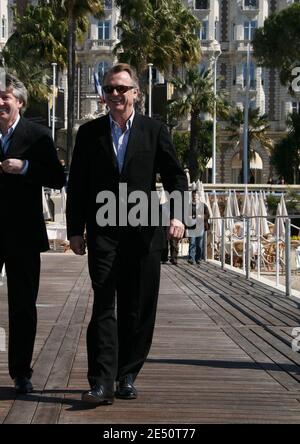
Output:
[280,193,288,216]
[231,190,240,217]
[224,192,234,231]
[250,192,257,232]
[211,196,222,240]
[257,192,270,236]
[42,187,51,220]
[274,194,288,239]
[60,187,66,224]
[196,180,206,203]
[205,192,213,217]
[0,265,5,283]
[242,189,251,216]
[255,192,260,214]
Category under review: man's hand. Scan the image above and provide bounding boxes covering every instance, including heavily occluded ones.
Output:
[167,218,185,240]
[0,159,25,174]
[70,235,86,255]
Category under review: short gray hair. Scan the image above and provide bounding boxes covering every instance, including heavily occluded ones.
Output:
[5,73,28,109]
[103,63,140,89]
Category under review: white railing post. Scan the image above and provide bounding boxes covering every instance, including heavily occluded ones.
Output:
[246,217,251,280]
[221,218,225,269]
[285,218,291,297]
[257,216,261,279]
[276,218,280,287]
[204,230,208,261]
[243,217,246,273]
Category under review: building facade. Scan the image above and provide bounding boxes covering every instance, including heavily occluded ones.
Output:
[0,0,8,56]
[74,0,300,183]
[2,0,300,182]
[183,0,300,183]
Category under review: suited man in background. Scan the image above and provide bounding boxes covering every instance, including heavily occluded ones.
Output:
[67,63,188,405]
[0,74,65,393]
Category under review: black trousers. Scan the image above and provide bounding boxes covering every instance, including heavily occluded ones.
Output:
[0,251,40,379]
[87,234,161,388]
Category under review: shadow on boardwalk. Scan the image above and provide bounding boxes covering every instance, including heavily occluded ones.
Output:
[0,253,300,424]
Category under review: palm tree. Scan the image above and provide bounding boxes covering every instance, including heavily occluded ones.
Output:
[3,2,68,99]
[226,107,273,183]
[114,0,201,109]
[115,0,201,73]
[168,68,228,181]
[56,1,104,166]
[271,113,300,183]
[4,1,103,166]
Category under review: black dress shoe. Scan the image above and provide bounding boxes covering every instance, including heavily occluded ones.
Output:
[81,384,114,405]
[14,376,33,394]
[115,375,137,400]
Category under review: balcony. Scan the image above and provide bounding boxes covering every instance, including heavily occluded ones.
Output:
[229,40,253,53]
[104,0,113,10]
[89,39,116,50]
[235,81,257,96]
[193,0,210,18]
[194,0,209,9]
[239,0,259,18]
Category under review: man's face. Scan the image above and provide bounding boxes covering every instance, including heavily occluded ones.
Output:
[103,71,138,118]
[0,89,22,127]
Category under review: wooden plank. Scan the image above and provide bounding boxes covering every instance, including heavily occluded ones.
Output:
[2,256,300,424]
[185,264,300,326]
[173,266,256,326]
[3,255,89,424]
[201,263,300,315]
[222,326,300,392]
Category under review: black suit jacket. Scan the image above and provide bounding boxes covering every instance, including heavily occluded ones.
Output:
[0,117,66,254]
[66,113,188,252]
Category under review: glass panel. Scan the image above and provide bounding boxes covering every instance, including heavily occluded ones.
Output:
[195,0,209,10]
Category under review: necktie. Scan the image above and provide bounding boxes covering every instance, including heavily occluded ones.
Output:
[0,133,12,156]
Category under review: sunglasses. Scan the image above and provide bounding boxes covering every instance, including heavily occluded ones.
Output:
[102,85,136,94]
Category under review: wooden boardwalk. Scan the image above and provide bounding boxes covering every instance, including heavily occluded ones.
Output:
[0,254,300,424]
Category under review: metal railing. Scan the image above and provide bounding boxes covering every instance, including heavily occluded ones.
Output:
[205,214,300,297]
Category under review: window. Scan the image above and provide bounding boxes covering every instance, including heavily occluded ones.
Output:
[231,22,236,40]
[198,63,207,74]
[1,16,6,39]
[98,61,109,83]
[244,20,257,40]
[249,100,256,110]
[214,21,219,40]
[232,66,236,85]
[260,68,264,86]
[292,102,300,114]
[98,20,110,40]
[243,62,256,88]
[88,66,93,85]
[200,20,208,40]
[244,0,258,7]
[104,0,112,8]
[195,0,209,9]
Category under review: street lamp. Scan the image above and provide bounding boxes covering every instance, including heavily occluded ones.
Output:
[148,63,153,118]
[211,45,221,185]
[243,43,251,184]
[51,62,57,141]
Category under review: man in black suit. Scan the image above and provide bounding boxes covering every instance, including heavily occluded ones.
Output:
[67,63,188,405]
[0,74,65,393]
